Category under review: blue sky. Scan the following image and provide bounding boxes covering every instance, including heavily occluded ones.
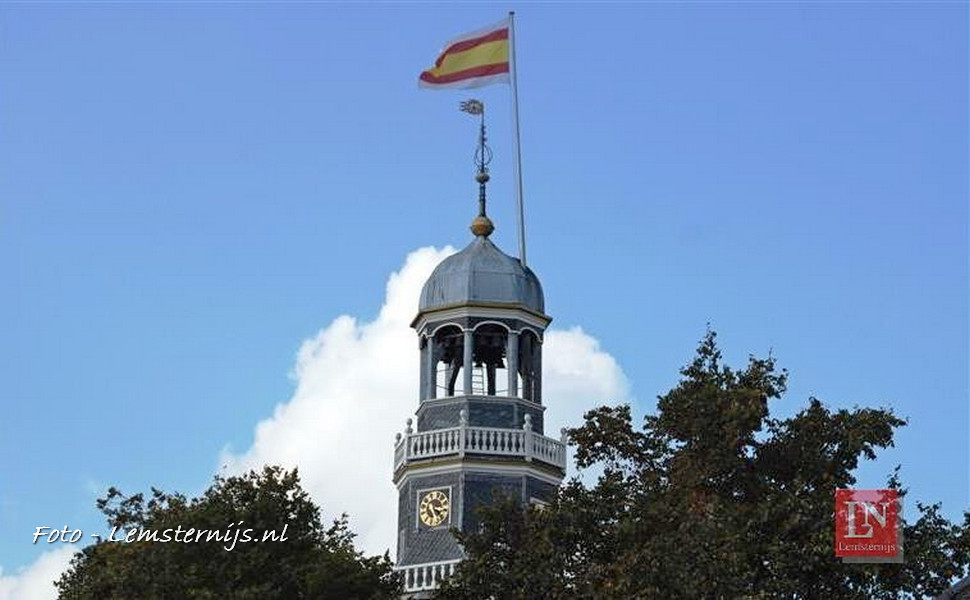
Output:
[1,1,967,584]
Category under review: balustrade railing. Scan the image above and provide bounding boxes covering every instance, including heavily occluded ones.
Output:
[396,559,461,593]
[531,431,567,467]
[393,413,567,472]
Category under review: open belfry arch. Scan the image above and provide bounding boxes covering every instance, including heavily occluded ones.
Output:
[392,101,566,597]
[420,283,544,402]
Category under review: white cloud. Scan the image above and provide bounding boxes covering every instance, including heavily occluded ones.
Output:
[223,246,631,556]
[543,326,630,437]
[0,547,75,600]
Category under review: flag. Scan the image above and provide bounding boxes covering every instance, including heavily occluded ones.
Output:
[418,18,510,90]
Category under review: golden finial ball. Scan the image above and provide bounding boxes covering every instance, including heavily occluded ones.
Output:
[475,172,490,184]
[470,215,494,237]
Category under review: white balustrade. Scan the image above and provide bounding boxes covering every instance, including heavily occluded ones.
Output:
[393,421,567,472]
[465,427,526,455]
[531,433,566,467]
[409,427,461,458]
[396,559,461,592]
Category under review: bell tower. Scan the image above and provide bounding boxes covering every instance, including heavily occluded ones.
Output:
[392,101,566,597]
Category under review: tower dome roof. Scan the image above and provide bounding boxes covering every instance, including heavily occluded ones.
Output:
[419,236,544,314]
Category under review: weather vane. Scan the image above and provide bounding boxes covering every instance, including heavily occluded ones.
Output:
[459,99,493,235]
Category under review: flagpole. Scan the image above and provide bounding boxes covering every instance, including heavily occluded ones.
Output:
[508,11,528,268]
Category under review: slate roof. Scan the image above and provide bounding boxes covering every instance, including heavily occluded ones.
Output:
[419,236,544,314]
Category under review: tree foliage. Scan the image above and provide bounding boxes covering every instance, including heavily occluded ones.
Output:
[437,330,970,599]
[56,465,400,600]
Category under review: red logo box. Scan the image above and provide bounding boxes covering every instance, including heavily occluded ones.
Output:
[835,489,899,558]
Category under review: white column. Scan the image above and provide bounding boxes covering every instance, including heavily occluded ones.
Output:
[507,330,519,398]
[463,329,473,395]
[426,337,437,400]
[534,338,542,403]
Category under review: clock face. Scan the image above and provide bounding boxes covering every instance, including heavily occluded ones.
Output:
[419,490,450,527]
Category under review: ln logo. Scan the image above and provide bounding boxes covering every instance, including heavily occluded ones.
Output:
[835,489,902,562]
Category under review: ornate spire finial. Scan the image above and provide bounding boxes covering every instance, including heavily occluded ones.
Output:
[460,99,494,237]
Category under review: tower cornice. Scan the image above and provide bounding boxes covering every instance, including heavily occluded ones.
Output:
[411,302,551,331]
[416,395,547,412]
[393,459,566,488]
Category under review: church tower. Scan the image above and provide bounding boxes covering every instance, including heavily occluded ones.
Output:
[392,103,566,597]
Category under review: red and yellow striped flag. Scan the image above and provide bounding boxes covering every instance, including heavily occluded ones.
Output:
[419,18,511,89]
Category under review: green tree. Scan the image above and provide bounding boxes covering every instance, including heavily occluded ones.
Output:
[437,330,970,599]
[57,465,401,600]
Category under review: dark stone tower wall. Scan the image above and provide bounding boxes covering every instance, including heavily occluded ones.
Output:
[397,470,560,565]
